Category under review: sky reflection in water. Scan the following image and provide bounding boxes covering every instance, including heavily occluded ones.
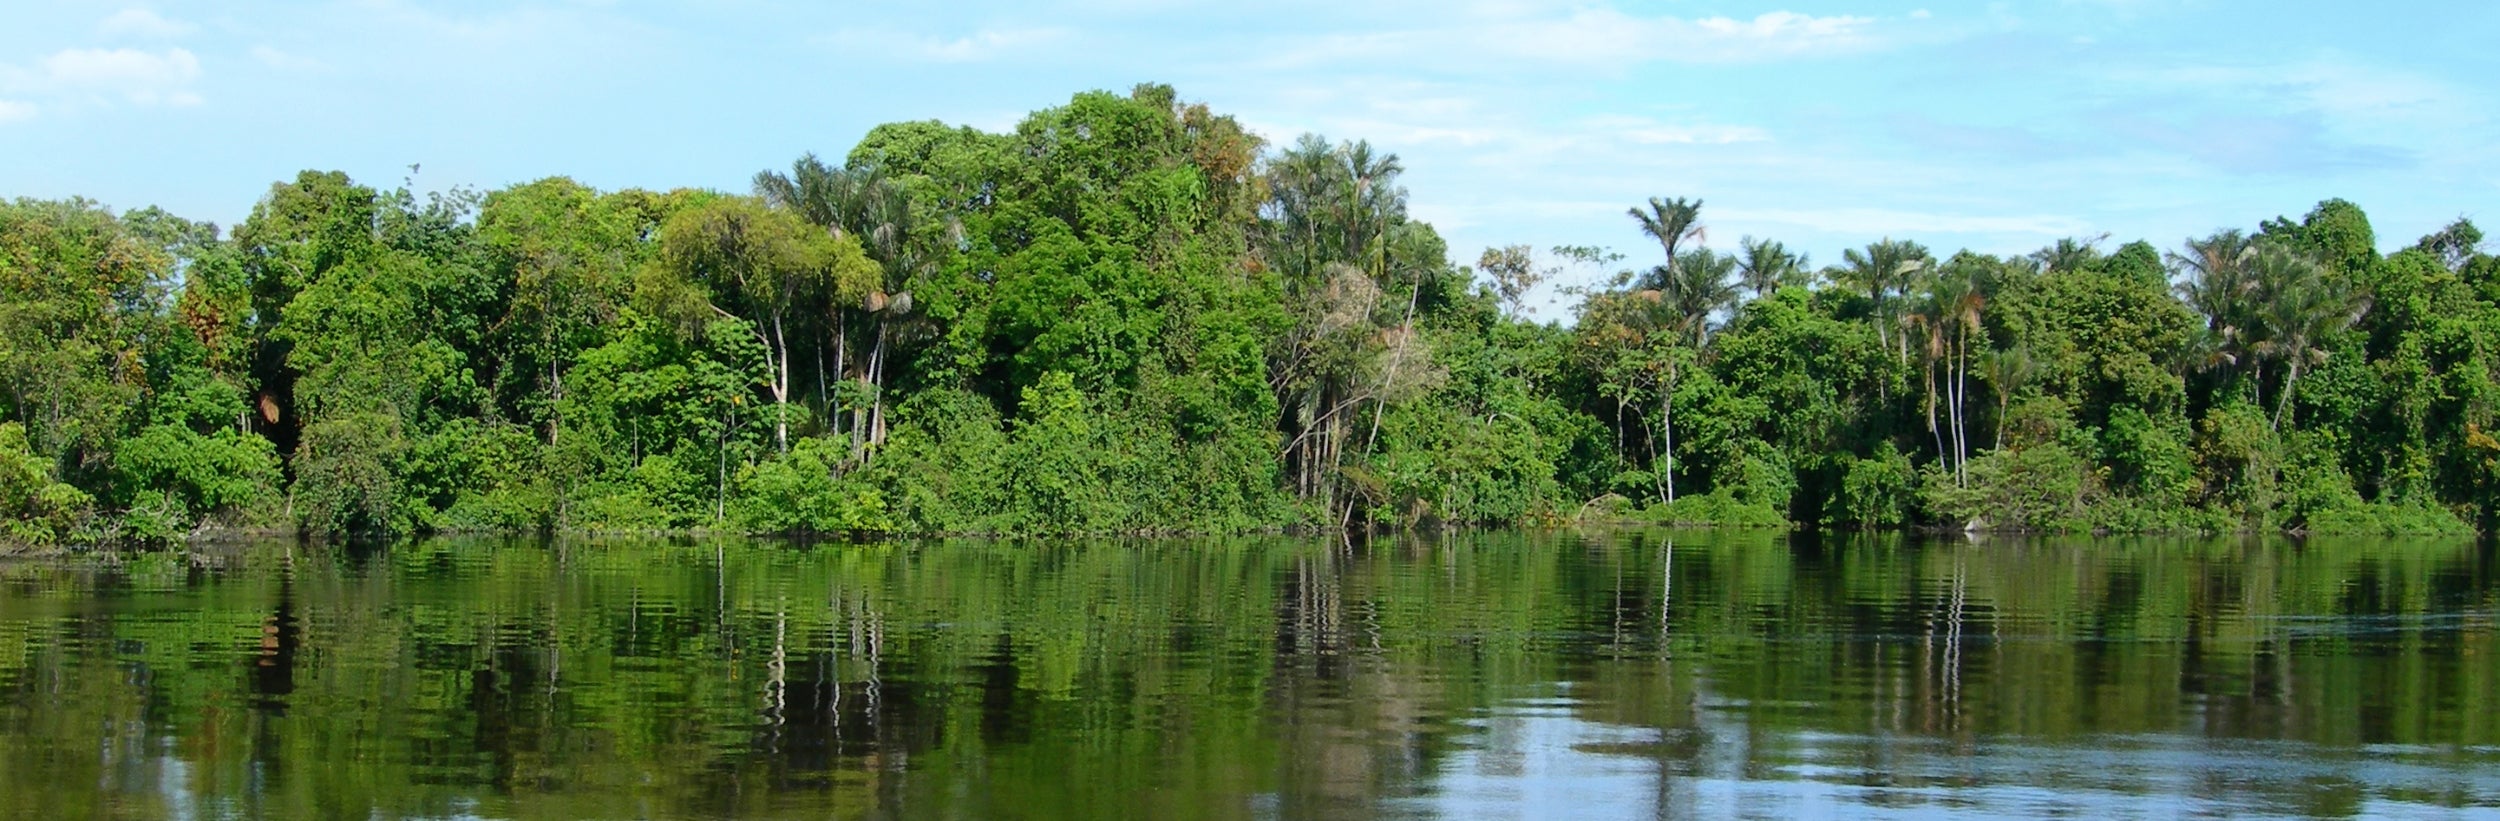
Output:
[0,531,2492,819]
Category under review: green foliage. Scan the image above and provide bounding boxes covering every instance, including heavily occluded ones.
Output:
[2100,406,2194,505]
[0,197,165,477]
[1835,443,1916,527]
[407,420,552,532]
[0,422,92,544]
[2192,401,2280,523]
[1924,443,2098,531]
[868,388,1011,532]
[111,425,282,529]
[731,436,889,533]
[1370,401,1561,526]
[291,411,412,535]
[0,92,2492,540]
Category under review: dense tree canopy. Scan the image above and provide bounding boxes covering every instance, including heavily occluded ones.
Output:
[2,83,2494,541]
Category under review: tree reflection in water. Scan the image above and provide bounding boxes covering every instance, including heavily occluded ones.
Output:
[0,531,2491,818]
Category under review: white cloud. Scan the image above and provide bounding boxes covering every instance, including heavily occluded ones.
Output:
[27,47,203,105]
[99,8,194,39]
[2104,59,2468,125]
[251,45,323,71]
[1485,9,1886,64]
[2056,0,2191,19]
[1612,122,1770,145]
[922,27,1070,61]
[1714,206,2092,237]
[827,26,1074,63]
[0,99,34,123]
[1265,9,1897,70]
[1326,116,1504,146]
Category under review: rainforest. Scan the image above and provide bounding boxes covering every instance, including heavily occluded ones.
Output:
[5,83,2498,544]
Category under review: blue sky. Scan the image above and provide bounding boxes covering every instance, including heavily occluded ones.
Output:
[4,1,2494,317]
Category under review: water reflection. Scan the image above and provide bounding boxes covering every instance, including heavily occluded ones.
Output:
[0,532,2492,819]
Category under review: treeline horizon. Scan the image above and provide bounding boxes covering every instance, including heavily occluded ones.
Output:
[4,82,2496,543]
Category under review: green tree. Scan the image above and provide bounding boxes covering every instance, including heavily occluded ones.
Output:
[1836,238,1931,356]
[643,196,879,452]
[1477,244,1542,316]
[2246,243,2366,429]
[1626,196,1705,286]
[1735,236,1808,299]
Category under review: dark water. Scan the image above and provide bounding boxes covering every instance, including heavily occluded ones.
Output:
[1,532,2495,820]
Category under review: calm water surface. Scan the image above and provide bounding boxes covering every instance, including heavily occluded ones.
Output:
[1,531,2494,819]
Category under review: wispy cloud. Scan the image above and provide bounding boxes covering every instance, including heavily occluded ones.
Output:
[1713,206,2094,238]
[98,8,193,39]
[825,26,1075,63]
[1884,115,2081,161]
[0,99,34,124]
[2101,109,2413,175]
[2110,59,2469,127]
[1585,116,1771,146]
[2081,56,2465,175]
[1262,9,1906,71]
[1,47,203,106]
[1501,10,1884,63]
[250,45,323,72]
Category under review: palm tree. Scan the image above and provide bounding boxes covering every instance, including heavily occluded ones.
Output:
[1910,258,1990,484]
[1263,135,1343,280]
[2030,234,2109,275]
[1615,195,1710,503]
[1627,197,1705,282]
[1660,248,1741,346]
[1977,344,2036,450]
[1735,236,1807,299]
[2169,229,2264,408]
[1944,274,1985,482]
[1838,238,1931,353]
[1904,293,1952,471]
[2172,231,2260,324]
[1339,140,1404,271]
[755,153,910,252]
[2168,228,2260,380]
[755,154,927,454]
[2248,244,2365,429]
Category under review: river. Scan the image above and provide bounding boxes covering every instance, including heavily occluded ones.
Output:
[1,531,2493,819]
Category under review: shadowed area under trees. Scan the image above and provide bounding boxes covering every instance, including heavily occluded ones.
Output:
[3,84,2496,541]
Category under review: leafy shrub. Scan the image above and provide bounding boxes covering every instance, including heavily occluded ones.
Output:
[1834,443,1916,527]
[0,423,93,545]
[732,436,889,533]
[112,424,283,529]
[291,412,413,535]
[1924,442,2098,531]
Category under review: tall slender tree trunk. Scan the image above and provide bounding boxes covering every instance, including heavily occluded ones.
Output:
[1641,412,1665,505]
[1614,399,1627,472]
[1659,366,1677,505]
[548,355,562,446]
[816,324,831,430]
[1995,391,2010,451]
[869,321,890,448]
[770,314,791,453]
[1366,276,1423,452]
[715,425,729,523]
[1952,331,1970,486]
[2273,360,2302,430]
[1873,295,1891,399]
[1926,357,1944,468]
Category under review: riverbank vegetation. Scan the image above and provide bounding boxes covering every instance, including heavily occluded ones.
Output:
[4,84,2495,542]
